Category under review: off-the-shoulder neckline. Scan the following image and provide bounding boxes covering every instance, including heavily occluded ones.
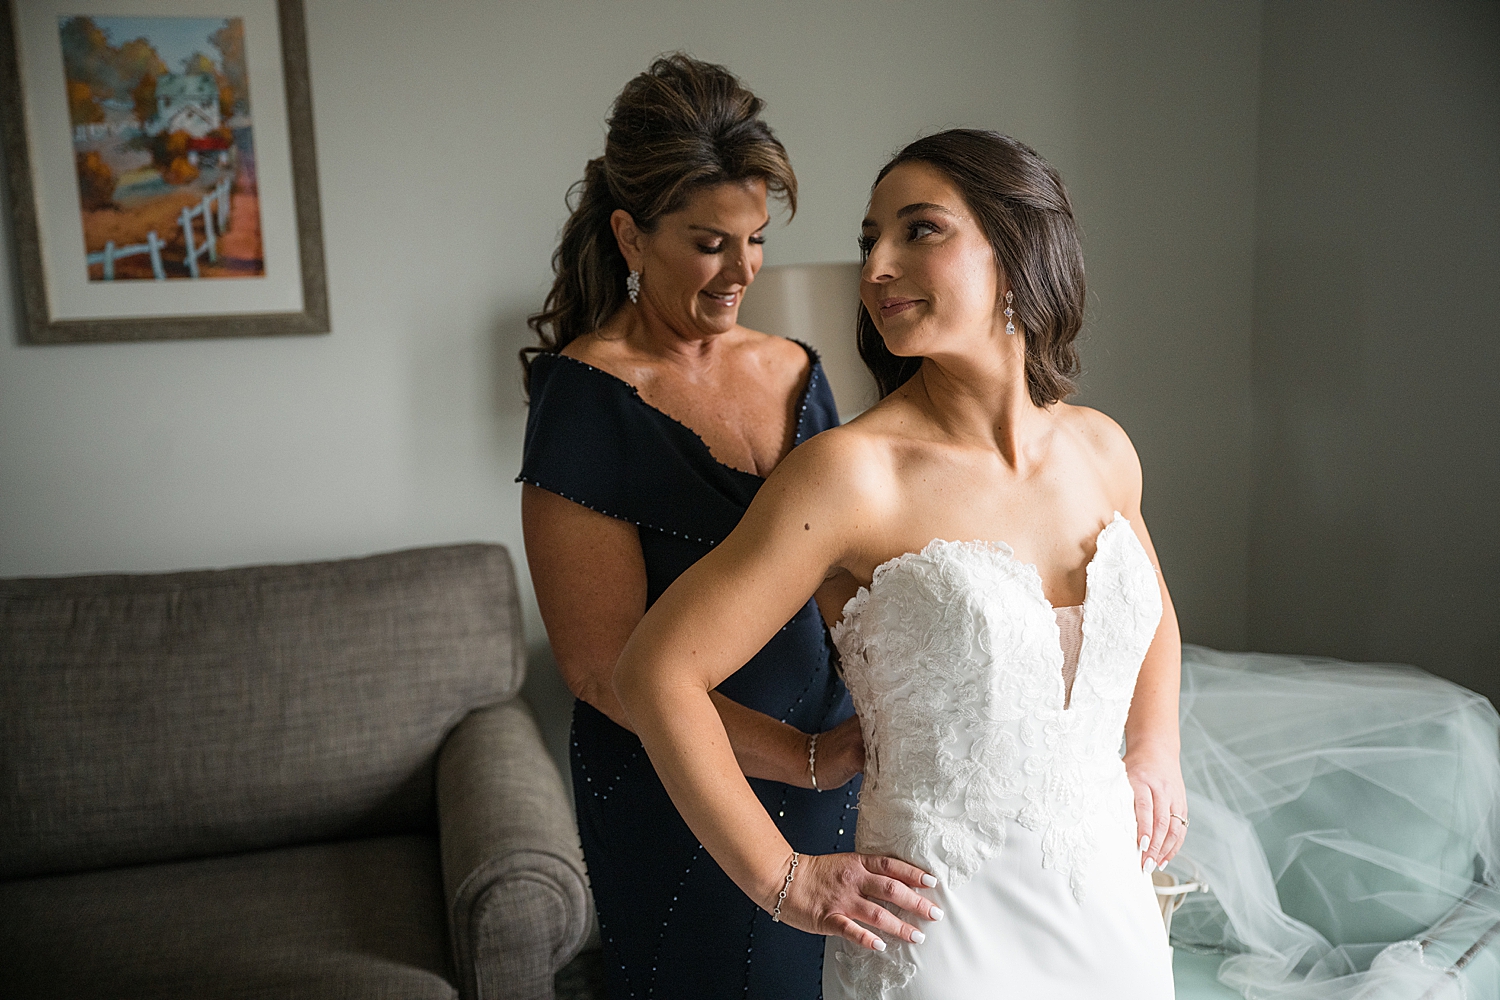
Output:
[537,340,826,481]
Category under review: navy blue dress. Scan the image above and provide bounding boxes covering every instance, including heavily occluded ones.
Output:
[519,343,859,1000]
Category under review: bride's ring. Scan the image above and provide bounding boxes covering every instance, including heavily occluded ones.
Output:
[1169,812,1189,827]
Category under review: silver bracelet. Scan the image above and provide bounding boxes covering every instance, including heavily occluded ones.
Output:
[808,732,821,792]
[770,851,800,923]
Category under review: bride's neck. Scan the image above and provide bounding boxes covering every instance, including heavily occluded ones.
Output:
[908,347,1048,468]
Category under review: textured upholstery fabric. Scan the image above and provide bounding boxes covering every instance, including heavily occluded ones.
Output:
[0,834,456,1000]
[0,544,523,880]
[439,700,590,1000]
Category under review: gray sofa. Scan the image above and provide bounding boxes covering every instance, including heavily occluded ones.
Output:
[0,544,590,1000]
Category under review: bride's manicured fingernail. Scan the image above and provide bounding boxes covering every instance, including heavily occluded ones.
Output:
[911,930,926,945]
[1143,858,1157,875]
[1139,836,1150,853]
[929,906,944,921]
[873,938,887,952]
[921,874,938,887]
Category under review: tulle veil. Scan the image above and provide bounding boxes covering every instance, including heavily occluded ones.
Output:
[1168,645,1500,999]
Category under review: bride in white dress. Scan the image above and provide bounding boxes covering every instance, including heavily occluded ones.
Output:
[616,129,1184,998]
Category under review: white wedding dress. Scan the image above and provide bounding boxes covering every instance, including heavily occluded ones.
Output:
[824,513,1175,999]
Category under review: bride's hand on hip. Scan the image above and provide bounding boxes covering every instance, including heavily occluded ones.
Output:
[813,715,866,789]
[1125,745,1188,872]
[768,852,941,951]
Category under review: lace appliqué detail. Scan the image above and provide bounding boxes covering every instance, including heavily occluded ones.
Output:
[829,514,1161,997]
[833,935,917,997]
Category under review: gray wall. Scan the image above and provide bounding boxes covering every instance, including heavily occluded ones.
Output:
[1067,4,1260,652]
[1249,0,1500,704]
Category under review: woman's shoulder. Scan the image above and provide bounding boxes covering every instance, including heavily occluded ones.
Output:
[522,342,641,467]
[728,326,817,389]
[554,333,641,387]
[769,412,901,508]
[735,324,815,361]
[1054,403,1143,504]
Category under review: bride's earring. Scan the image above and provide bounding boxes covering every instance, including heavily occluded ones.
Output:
[1004,289,1017,335]
[626,270,641,304]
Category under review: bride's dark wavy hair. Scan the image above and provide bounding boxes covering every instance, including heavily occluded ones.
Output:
[857,130,1085,406]
[521,54,797,385]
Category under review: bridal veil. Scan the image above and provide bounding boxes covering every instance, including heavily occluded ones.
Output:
[1170,645,1500,999]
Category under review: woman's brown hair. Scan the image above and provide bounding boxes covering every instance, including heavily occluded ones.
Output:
[857,129,1085,407]
[522,54,797,382]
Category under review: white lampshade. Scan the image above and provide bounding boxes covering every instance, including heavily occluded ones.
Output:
[738,262,877,419]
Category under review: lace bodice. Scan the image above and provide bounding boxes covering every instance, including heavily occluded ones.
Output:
[831,513,1163,900]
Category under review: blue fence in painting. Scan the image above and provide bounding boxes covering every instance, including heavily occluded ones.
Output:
[180,177,233,279]
[86,231,165,281]
[86,176,233,281]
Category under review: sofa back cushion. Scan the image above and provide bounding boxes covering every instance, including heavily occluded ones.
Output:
[0,544,524,880]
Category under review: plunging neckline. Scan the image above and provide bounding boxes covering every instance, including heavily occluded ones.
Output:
[841,514,1135,714]
[550,341,822,481]
[854,513,1129,613]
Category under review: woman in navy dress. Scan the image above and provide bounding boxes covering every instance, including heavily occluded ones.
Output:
[518,55,862,999]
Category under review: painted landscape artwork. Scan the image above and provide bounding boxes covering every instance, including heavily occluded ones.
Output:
[61,16,264,281]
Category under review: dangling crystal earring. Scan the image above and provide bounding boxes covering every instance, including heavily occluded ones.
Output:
[626,270,641,304]
[1004,289,1017,335]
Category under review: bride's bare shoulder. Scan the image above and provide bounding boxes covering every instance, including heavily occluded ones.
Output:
[761,415,903,522]
[1056,403,1143,505]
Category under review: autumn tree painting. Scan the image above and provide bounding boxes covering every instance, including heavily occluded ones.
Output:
[60,15,264,281]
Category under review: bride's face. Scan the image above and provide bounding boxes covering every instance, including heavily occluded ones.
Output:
[859,162,1006,360]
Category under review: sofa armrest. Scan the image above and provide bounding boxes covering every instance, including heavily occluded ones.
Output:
[438,698,589,1000]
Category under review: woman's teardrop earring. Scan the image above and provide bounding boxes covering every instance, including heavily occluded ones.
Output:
[626,270,641,304]
[1004,289,1017,335]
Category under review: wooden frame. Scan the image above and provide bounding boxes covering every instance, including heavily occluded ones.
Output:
[0,0,329,343]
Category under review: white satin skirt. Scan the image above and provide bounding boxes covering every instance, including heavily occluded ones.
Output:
[823,806,1174,1000]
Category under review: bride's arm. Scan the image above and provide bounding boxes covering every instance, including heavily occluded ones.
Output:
[1093,416,1188,872]
[1121,513,1186,871]
[523,484,862,788]
[614,435,939,950]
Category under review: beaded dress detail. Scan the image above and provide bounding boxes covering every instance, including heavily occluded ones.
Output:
[823,514,1175,999]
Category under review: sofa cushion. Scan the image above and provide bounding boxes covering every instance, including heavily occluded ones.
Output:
[0,834,456,1000]
[0,544,523,879]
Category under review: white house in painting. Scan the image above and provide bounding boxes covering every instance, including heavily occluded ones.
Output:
[145,73,220,139]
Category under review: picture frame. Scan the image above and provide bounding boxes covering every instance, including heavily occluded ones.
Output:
[0,0,328,343]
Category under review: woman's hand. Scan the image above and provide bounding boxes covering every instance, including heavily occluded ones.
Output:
[767,852,941,951]
[1124,743,1188,873]
[813,715,866,790]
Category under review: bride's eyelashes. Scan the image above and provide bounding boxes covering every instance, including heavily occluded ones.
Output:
[906,219,940,240]
[856,221,943,261]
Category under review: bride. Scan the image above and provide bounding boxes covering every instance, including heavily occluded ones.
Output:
[615,129,1184,998]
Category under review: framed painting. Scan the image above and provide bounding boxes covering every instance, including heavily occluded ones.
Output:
[0,0,328,342]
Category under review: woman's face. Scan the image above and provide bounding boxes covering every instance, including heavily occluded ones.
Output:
[616,178,769,339]
[859,161,1006,360]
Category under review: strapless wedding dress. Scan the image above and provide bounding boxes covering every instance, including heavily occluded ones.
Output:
[824,513,1175,999]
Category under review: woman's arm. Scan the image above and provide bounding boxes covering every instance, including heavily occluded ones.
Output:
[1093,417,1187,872]
[521,483,862,789]
[1120,512,1186,872]
[613,439,938,951]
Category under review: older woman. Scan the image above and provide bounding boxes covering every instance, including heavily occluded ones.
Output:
[518,55,862,999]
